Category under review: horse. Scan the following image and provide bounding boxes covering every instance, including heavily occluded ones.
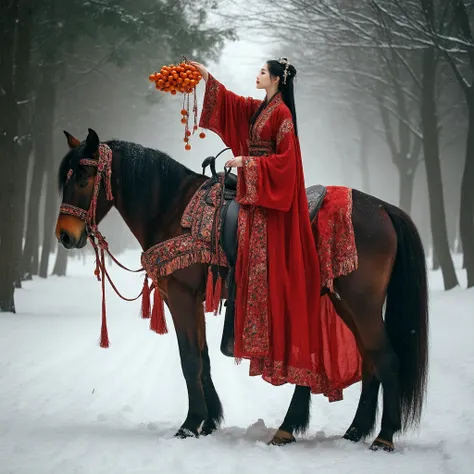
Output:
[55,128,429,452]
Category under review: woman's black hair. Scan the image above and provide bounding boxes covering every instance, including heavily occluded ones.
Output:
[249,58,298,137]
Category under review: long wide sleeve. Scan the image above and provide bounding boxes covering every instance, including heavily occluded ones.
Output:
[199,74,261,154]
[236,112,297,212]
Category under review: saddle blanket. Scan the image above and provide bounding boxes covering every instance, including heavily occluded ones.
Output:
[141,181,357,291]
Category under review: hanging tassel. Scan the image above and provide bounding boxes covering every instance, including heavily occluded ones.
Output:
[99,249,110,348]
[213,275,223,316]
[141,275,151,319]
[205,267,214,313]
[150,285,168,334]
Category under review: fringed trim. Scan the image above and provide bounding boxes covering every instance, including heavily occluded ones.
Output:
[205,268,214,313]
[99,248,110,348]
[323,257,359,293]
[204,268,224,315]
[150,285,168,335]
[313,186,359,293]
[141,236,228,280]
[141,274,151,319]
[212,275,223,315]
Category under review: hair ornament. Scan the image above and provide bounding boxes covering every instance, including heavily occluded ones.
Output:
[279,57,291,84]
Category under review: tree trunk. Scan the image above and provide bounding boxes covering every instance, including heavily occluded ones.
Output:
[358,122,371,193]
[0,0,20,312]
[459,100,474,287]
[37,68,57,278]
[20,66,55,279]
[398,168,415,215]
[39,167,58,278]
[52,243,68,276]
[432,247,440,271]
[456,230,463,255]
[421,45,458,290]
[13,0,33,289]
[20,146,43,279]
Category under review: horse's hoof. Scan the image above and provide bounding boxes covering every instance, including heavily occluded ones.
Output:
[200,422,217,436]
[174,427,198,439]
[370,438,394,452]
[268,430,296,446]
[343,426,362,443]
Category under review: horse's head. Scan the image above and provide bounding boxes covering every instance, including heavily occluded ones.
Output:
[55,128,114,249]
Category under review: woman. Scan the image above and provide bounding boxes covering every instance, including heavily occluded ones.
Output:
[191,58,341,400]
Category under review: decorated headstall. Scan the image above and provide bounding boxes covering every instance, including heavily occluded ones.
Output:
[59,142,114,238]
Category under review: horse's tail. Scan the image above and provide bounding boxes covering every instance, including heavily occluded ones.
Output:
[384,203,429,431]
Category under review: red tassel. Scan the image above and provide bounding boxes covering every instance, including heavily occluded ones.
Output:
[205,267,214,313]
[141,275,151,319]
[150,286,168,334]
[99,249,110,348]
[213,275,222,316]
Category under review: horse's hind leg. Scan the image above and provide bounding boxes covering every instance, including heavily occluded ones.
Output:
[268,385,311,446]
[200,342,224,435]
[327,294,381,444]
[343,360,380,443]
[335,257,399,449]
[337,285,399,451]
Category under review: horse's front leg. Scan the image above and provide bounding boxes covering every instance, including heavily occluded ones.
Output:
[166,273,208,438]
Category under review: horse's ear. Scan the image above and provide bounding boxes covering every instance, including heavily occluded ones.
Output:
[64,130,80,149]
[86,128,100,155]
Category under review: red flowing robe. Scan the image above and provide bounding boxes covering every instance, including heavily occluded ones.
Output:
[200,75,360,400]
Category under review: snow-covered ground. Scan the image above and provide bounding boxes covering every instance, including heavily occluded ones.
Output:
[1,251,472,474]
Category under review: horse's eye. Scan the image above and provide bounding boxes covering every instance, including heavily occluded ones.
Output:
[78,180,89,189]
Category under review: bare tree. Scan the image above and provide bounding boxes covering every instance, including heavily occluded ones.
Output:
[0,0,34,312]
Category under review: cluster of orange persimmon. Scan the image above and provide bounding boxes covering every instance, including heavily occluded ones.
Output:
[149,62,202,95]
[149,61,206,150]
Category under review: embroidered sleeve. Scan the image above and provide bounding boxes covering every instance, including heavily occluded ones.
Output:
[198,74,261,152]
[199,74,222,133]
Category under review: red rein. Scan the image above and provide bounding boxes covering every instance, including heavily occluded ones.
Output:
[58,143,167,348]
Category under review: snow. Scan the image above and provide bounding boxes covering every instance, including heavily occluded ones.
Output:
[1,251,473,474]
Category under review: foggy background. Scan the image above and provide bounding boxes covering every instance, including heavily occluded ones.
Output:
[1,0,473,314]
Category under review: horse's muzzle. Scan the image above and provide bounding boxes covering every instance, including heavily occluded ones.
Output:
[58,229,87,249]
[59,230,76,249]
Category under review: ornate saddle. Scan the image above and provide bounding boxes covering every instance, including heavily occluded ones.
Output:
[201,151,327,357]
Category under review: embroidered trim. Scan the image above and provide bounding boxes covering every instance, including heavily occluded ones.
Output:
[248,359,360,401]
[199,75,220,134]
[142,180,229,281]
[241,206,268,356]
[276,118,294,147]
[237,157,259,205]
[141,233,225,280]
[314,186,358,292]
[251,93,283,141]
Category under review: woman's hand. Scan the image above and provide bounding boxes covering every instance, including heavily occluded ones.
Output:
[225,156,243,168]
[189,61,209,82]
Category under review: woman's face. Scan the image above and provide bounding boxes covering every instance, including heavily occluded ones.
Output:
[256,63,278,90]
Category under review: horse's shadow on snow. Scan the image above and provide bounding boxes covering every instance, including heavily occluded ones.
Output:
[44,416,443,456]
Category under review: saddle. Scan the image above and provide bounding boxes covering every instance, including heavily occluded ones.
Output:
[202,151,327,357]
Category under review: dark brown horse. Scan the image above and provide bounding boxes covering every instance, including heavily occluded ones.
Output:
[55,128,428,452]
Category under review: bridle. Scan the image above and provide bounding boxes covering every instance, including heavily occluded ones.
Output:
[58,142,154,348]
[59,142,114,238]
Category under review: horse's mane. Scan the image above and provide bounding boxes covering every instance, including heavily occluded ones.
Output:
[58,139,202,216]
